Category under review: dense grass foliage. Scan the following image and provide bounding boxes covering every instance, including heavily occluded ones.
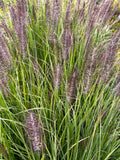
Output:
[0,0,120,159]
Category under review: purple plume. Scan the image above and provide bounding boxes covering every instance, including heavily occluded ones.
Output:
[53,0,61,24]
[26,112,42,152]
[65,0,72,27]
[83,48,97,94]
[0,30,11,96]
[99,29,120,82]
[0,0,5,10]
[10,0,27,59]
[45,0,51,24]
[62,25,72,60]
[53,62,62,90]
[67,68,77,103]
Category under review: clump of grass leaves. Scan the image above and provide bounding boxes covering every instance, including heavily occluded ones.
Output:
[0,0,120,159]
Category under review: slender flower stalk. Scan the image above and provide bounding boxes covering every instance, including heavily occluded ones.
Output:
[67,68,77,103]
[26,112,42,152]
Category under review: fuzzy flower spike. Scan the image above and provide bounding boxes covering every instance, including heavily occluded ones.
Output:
[26,112,42,152]
[53,62,62,90]
[0,0,5,10]
[10,0,27,59]
[53,0,61,24]
[62,0,72,60]
[67,68,77,103]
[0,30,11,96]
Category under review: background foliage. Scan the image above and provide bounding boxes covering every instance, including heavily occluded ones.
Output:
[0,0,120,160]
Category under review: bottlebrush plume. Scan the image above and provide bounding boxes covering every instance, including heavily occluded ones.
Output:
[77,2,85,23]
[45,0,51,24]
[114,75,120,96]
[107,1,119,22]
[49,0,60,43]
[62,0,72,60]
[0,30,11,96]
[0,72,9,97]
[104,29,120,76]
[85,1,97,54]
[98,29,120,83]
[67,68,77,103]
[62,26,72,60]
[98,0,113,28]
[83,49,97,94]
[16,0,27,25]
[97,0,112,19]
[26,112,42,152]
[104,29,120,65]
[53,0,61,24]
[87,0,96,20]
[53,62,62,90]
[10,0,27,59]
[0,0,5,10]
[77,0,81,11]
[65,0,72,27]
[0,31,11,64]
[114,81,120,96]
[9,6,19,33]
